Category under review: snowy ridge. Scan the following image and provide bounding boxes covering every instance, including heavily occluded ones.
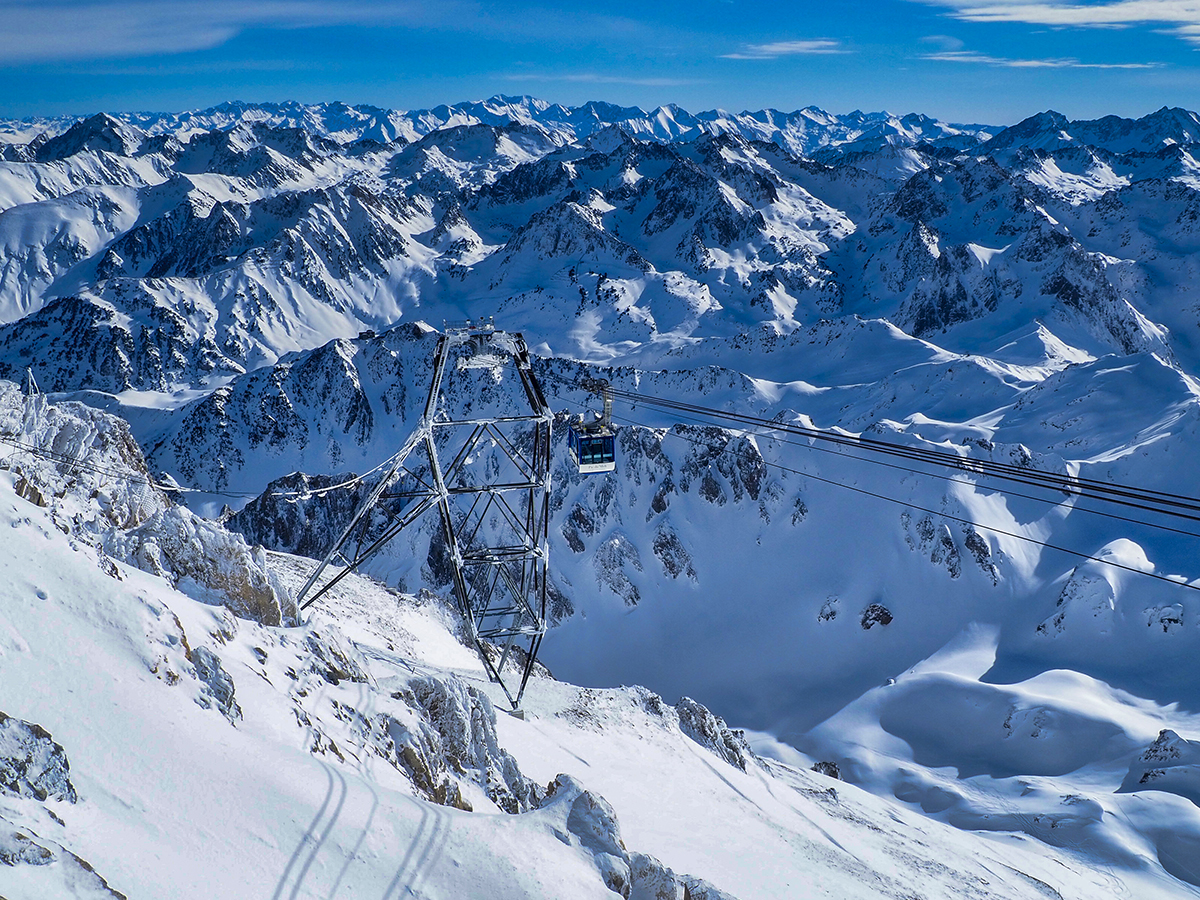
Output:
[0,96,996,159]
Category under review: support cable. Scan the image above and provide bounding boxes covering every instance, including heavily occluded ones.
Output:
[603,406,1200,594]
[535,369,1200,524]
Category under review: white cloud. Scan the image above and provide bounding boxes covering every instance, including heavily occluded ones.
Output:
[0,0,662,64]
[922,49,1162,67]
[721,39,849,60]
[0,1,445,63]
[921,34,967,51]
[914,0,1200,45]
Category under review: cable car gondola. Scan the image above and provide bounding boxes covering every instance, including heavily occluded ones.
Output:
[569,377,616,474]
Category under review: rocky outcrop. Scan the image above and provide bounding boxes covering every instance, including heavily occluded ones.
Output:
[901,511,999,583]
[386,674,544,814]
[299,629,364,688]
[0,713,77,803]
[190,647,242,724]
[593,533,643,606]
[675,697,755,772]
[106,506,298,626]
[0,382,298,628]
[0,380,169,530]
[1119,729,1200,807]
[860,603,893,630]
[0,820,127,898]
[537,774,741,900]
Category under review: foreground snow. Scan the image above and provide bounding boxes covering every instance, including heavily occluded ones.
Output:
[1,471,1196,899]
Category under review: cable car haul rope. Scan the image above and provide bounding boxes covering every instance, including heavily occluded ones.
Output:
[534,368,1200,594]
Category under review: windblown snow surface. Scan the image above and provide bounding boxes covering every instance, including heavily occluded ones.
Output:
[0,466,1184,900]
[4,97,1200,897]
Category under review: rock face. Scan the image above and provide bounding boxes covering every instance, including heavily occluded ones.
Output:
[675,697,755,772]
[1119,729,1200,807]
[537,774,741,900]
[0,713,77,803]
[106,506,298,627]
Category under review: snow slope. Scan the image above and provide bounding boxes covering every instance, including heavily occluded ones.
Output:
[1,466,1187,899]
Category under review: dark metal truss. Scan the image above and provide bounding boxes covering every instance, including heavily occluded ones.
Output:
[296,327,554,708]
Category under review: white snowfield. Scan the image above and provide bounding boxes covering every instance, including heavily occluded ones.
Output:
[0,469,1180,900]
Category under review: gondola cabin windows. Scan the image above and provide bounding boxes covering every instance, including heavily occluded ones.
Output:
[569,423,616,473]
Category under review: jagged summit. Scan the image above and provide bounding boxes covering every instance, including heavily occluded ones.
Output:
[34,112,143,160]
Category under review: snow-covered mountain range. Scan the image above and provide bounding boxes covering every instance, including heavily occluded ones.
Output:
[4,96,1200,897]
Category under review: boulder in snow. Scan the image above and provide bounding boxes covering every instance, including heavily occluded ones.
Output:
[0,713,77,803]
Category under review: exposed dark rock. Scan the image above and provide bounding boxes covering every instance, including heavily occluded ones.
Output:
[812,760,841,780]
[191,646,242,724]
[962,526,999,584]
[594,532,643,606]
[652,526,695,581]
[930,524,962,579]
[818,597,839,622]
[861,604,893,630]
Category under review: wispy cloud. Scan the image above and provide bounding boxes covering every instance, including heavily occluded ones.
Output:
[0,0,665,64]
[0,0,447,63]
[920,34,966,52]
[721,39,849,60]
[922,49,1162,68]
[913,0,1200,45]
[74,58,315,77]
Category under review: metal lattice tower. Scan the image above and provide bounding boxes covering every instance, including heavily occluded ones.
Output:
[296,321,553,708]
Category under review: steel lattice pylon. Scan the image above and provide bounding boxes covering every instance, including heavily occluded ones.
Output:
[296,322,553,708]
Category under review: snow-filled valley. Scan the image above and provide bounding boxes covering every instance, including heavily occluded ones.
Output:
[4,96,1200,897]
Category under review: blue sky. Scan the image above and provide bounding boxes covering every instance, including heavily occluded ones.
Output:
[2,0,1200,124]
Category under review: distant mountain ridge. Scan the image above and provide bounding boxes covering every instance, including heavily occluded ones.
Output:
[0,95,1000,158]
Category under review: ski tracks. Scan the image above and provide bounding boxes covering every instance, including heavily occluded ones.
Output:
[380,799,453,900]
[271,662,457,900]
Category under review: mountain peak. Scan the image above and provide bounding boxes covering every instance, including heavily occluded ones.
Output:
[35,111,142,160]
